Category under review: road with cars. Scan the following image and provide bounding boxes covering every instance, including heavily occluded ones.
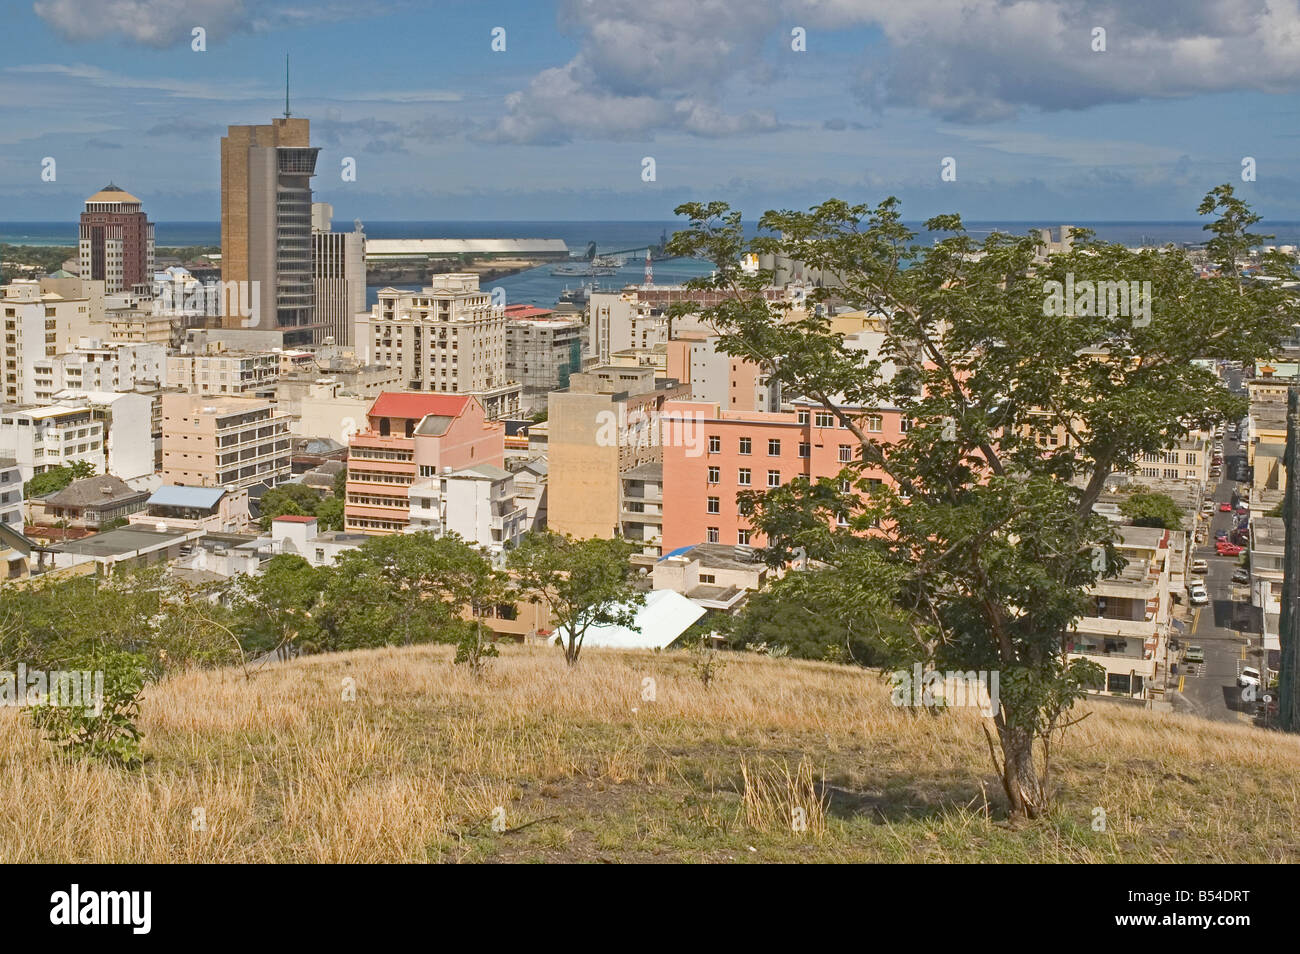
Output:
[1173,369,1259,724]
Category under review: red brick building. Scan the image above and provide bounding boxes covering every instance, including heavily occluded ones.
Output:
[78,184,155,293]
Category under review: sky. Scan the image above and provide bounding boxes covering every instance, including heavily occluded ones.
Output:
[2,0,1299,223]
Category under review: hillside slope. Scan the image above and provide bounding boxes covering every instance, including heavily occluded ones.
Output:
[2,644,1298,863]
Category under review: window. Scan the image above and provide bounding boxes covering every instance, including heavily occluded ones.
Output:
[708,435,720,453]
[867,414,883,433]
[737,529,751,545]
[707,526,719,543]
[700,573,716,584]
[419,465,435,477]
[767,470,781,487]
[839,444,852,463]
[707,496,720,514]
[768,439,781,456]
[797,409,809,424]
[738,437,751,455]
[900,417,912,433]
[815,411,835,428]
[738,468,751,486]
[799,442,810,458]
[707,466,720,484]
[840,478,852,492]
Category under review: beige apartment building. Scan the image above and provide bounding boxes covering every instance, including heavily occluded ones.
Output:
[2,280,95,406]
[547,365,689,540]
[161,393,291,489]
[355,275,520,419]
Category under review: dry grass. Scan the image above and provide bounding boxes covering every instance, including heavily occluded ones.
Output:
[2,643,1299,862]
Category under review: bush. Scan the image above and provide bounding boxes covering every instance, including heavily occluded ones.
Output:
[29,650,147,768]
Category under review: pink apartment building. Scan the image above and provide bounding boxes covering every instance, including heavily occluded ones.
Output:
[661,399,906,553]
[344,391,504,534]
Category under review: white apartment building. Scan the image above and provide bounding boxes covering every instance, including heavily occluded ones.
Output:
[311,203,366,348]
[47,390,154,480]
[1068,526,1183,700]
[408,463,526,554]
[30,340,165,404]
[355,275,520,419]
[1,281,95,407]
[0,403,105,482]
[0,457,22,528]
[167,346,279,397]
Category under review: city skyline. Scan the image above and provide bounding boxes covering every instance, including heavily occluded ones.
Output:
[0,0,1296,222]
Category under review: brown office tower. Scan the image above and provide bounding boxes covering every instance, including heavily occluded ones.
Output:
[220,118,320,346]
[78,184,155,293]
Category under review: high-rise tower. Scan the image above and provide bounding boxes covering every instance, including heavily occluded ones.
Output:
[219,117,319,345]
[78,184,154,293]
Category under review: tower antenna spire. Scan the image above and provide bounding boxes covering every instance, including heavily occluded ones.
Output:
[284,54,291,119]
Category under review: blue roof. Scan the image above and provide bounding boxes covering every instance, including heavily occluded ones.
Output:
[658,543,699,561]
[147,485,226,509]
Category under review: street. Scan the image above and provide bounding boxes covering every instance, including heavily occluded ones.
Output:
[1170,367,1261,724]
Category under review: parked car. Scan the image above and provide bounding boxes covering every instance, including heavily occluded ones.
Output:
[1216,542,1244,556]
[1191,559,1209,574]
[1189,585,1210,606]
[1185,646,1206,663]
[1238,667,1261,689]
[1232,568,1251,584]
[1213,456,1223,465]
[1220,503,1233,512]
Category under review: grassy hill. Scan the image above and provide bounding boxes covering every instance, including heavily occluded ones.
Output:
[2,644,1298,863]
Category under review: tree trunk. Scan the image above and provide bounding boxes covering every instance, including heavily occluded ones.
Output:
[997,720,1047,818]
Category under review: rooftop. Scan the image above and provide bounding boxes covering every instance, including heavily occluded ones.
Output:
[368,391,471,421]
[45,475,147,508]
[147,485,226,509]
[52,526,189,558]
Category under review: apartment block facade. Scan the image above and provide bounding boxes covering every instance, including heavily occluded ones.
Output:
[2,281,95,406]
[311,203,366,347]
[660,399,906,553]
[344,391,505,535]
[160,393,291,489]
[355,276,518,419]
[31,341,165,403]
[166,348,279,397]
[504,306,584,413]
[547,365,690,540]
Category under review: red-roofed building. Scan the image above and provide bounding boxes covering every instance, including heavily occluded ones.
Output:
[344,391,504,535]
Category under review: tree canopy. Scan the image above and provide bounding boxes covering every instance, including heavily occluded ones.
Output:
[666,184,1296,817]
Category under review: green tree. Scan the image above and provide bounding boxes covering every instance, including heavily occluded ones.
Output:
[507,532,643,667]
[666,185,1296,817]
[24,461,95,499]
[1119,491,1184,530]
[258,483,325,531]
[230,554,324,659]
[315,495,344,532]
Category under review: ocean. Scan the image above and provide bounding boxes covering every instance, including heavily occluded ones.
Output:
[7,219,1300,310]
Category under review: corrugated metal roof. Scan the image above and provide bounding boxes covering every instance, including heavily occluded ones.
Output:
[551,590,704,650]
[147,485,226,509]
[368,392,471,421]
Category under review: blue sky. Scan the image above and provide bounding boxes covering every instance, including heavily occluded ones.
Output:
[2,0,1299,222]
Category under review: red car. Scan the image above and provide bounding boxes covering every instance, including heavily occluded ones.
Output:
[1217,543,1244,556]
[1219,503,1232,512]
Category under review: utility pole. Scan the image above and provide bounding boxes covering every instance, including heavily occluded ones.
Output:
[1278,386,1300,730]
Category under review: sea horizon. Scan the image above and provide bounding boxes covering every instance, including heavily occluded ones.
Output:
[7,219,1300,250]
